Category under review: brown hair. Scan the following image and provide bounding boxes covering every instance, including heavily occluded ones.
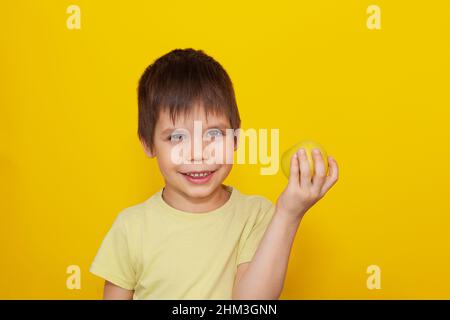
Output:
[137,48,241,153]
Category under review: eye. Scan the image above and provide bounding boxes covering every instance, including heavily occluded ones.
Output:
[205,129,223,139]
[169,132,187,142]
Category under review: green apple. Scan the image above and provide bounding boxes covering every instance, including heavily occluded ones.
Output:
[281,140,329,178]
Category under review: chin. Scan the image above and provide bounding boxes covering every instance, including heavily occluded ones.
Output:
[176,174,223,199]
[185,186,214,199]
[181,183,220,199]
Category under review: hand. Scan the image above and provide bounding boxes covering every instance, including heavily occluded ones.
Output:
[276,148,339,220]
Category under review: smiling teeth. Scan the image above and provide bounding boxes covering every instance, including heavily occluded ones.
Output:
[186,172,211,177]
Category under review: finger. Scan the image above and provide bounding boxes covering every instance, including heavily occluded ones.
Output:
[320,155,339,197]
[298,148,312,189]
[288,152,300,188]
[311,148,326,194]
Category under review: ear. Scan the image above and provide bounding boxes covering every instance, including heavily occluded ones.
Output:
[140,139,155,158]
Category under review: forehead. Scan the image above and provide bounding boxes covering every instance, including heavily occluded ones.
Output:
[155,104,231,130]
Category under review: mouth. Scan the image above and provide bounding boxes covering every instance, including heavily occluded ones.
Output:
[179,170,217,184]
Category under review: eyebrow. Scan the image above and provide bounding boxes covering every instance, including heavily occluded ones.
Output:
[160,122,231,135]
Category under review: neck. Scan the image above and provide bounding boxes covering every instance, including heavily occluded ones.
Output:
[162,184,231,213]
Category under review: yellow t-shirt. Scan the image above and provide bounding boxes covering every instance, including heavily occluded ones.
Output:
[89,185,276,299]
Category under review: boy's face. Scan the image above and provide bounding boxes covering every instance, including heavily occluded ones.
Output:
[145,105,236,199]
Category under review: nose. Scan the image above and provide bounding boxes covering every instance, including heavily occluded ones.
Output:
[187,134,207,164]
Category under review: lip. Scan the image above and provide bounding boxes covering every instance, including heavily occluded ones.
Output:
[179,170,217,185]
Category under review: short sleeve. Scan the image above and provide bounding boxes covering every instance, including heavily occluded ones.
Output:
[89,212,137,290]
[237,199,276,265]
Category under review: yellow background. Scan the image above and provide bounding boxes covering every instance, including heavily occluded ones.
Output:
[1,0,449,299]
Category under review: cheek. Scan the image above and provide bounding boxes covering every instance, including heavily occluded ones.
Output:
[155,144,179,172]
[218,164,233,177]
[205,138,235,164]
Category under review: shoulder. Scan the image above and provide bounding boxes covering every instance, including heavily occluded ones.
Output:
[232,187,275,219]
[234,187,273,207]
[113,192,159,229]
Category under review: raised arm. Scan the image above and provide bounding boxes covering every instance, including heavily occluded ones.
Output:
[232,148,339,299]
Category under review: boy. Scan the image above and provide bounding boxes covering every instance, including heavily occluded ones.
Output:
[89,48,339,300]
